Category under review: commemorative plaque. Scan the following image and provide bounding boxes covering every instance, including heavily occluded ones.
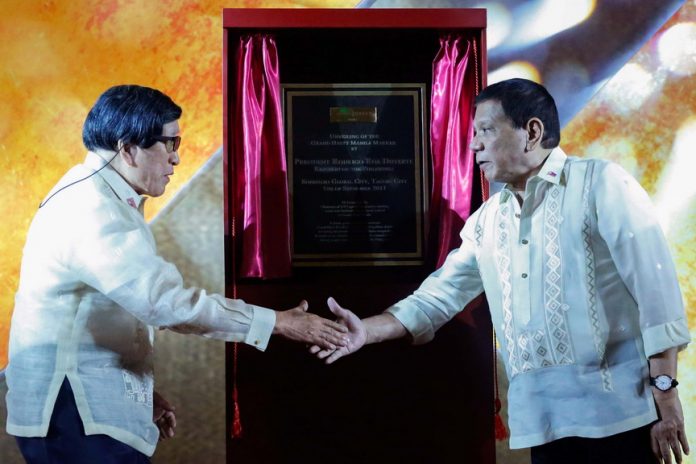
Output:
[284,84,428,266]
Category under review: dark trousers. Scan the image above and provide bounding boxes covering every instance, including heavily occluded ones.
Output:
[15,378,150,464]
[531,424,657,464]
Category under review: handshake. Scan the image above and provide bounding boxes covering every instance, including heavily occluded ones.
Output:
[274,297,369,364]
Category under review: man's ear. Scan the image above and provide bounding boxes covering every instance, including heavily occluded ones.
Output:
[119,142,138,167]
[525,117,544,152]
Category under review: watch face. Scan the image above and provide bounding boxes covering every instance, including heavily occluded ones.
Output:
[655,375,672,390]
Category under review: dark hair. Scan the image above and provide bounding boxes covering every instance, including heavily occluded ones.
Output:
[475,78,560,149]
[82,85,182,152]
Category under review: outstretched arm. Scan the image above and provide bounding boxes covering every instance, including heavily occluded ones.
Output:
[309,208,485,362]
[309,297,407,364]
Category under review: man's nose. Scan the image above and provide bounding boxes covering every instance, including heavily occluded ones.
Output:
[469,136,482,152]
[170,151,180,166]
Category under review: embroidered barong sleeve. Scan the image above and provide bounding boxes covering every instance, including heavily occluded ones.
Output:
[594,162,690,357]
[69,203,275,350]
[386,212,484,344]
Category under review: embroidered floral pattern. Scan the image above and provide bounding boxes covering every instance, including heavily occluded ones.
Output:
[518,329,554,372]
[582,164,613,391]
[122,371,153,407]
[543,185,575,365]
[495,201,519,375]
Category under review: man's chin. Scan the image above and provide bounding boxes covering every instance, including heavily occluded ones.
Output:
[483,172,497,184]
[145,186,166,198]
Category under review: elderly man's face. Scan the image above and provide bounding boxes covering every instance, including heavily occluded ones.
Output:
[470,100,530,190]
[127,120,180,197]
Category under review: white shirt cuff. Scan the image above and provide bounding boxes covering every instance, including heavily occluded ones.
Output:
[385,303,435,345]
[642,317,691,357]
[245,305,276,351]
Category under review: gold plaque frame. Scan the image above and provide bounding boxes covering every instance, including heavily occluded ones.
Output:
[283,83,429,267]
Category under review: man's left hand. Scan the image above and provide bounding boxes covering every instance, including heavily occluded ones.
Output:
[153,390,177,441]
[651,389,689,464]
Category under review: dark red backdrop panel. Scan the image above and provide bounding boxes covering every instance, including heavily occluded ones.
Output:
[223,9,492,464]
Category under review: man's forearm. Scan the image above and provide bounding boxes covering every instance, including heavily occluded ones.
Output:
[649,347,680,403]
[649,347,678,378]
[364,313,408,345]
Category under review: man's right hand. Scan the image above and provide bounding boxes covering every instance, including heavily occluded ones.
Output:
[309,297,367,364]
[274,300,349,350]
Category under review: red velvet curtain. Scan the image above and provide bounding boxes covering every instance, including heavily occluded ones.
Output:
[233,34,291,278]
[430,35,479,266]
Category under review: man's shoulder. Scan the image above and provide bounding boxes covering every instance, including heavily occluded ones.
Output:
[564,154,612,169]
[473,192,503,218]
[563,155,627,185]
[46,163,116,203]
[37,164,127,229]
[566,155,636,180]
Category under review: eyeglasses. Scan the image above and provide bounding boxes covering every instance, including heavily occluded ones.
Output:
[151,135,181,153]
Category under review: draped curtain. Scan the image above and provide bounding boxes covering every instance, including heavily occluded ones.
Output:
[431,35,503,440]
[233,34,291,279]
[430,35,480,266]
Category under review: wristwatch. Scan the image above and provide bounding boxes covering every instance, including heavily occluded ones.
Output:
[650,374,679,391]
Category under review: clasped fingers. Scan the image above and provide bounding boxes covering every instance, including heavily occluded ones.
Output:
[305,316,349,349]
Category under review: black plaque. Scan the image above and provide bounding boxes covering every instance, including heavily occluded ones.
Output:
[284,84,427,266]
